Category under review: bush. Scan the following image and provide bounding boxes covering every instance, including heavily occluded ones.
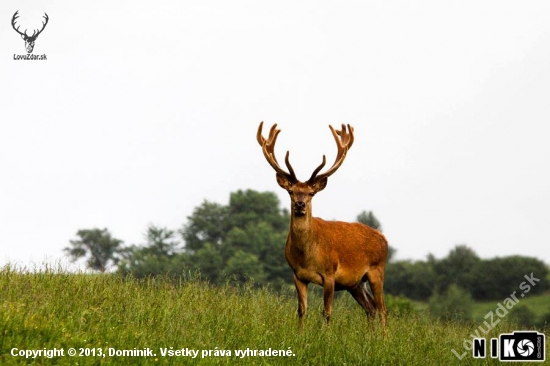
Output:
[428,284,473,321]
[385,294,415,316]
[508,305,537,328]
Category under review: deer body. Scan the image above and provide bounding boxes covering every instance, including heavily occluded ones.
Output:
[286,218,387,290]
[257,122,388,334]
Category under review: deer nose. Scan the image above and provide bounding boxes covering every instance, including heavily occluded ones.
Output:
[295,201,306,209]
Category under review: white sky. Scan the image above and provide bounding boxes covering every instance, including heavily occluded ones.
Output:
[1,1,549,269]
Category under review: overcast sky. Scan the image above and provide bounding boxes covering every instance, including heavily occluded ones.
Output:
[1,1,549,270]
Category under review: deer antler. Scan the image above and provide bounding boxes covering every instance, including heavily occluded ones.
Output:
[11,11,49,40]
[257,122,298,183]
[11,11,25,37]
[308,124,354,184]
[32,13,49,39]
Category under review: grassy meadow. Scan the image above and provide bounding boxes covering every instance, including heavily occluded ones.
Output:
[1,264,548,365]
[471,293,550,325]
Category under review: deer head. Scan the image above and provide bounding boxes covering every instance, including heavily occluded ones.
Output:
[257,122,354,217]
[12,11,49,54]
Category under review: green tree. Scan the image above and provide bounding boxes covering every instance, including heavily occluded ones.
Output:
[224,250,266,283]
[190,243,224,283]
[228,189,288,231]
[356,210,382,231]
[431,245,481,296]
[142,225,180,256]
[475,256,548,300]
[221,221,290,287]
[64,228,123,272]
[181,201,228,252]
[385,260,436,300]
[179,189,290,286]
[223,190,289,286]
[118,225,188,278]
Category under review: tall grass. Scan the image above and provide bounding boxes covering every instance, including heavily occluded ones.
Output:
[0,264,546,365]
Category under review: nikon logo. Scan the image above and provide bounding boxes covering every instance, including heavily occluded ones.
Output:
[473,331,545,362]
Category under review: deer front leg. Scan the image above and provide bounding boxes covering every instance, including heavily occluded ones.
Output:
[293,274,308,329]
[322,276,335,324]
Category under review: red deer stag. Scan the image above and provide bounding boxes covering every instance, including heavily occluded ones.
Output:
[257,122,388,333]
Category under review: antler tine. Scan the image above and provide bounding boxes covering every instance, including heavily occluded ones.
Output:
[256,122,281,165]
[308,124,354,183]
[257,122,297,182]
[308,155,326,182]
[336,124,354,148]
[256,121,267,145]
[11,11,26,36]
[284,150,297,181]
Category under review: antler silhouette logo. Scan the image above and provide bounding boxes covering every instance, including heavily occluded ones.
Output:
[12,11,49,54]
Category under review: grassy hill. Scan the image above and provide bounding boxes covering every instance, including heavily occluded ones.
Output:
[471,291,550,325]
[1,264,547,365]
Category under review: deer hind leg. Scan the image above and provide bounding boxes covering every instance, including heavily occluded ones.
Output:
[348,282,376,318]
[366,267,387,336]
[293,275,308,330]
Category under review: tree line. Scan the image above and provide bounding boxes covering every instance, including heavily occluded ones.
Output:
[64,189,548,302]
[385,245,548,301]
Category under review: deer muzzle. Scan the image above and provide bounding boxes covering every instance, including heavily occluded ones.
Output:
[294,201,307,215]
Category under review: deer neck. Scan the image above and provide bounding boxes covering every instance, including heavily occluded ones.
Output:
[289,207,315,245]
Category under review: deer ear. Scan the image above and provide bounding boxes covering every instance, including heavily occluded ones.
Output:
[21,34,26,40]
[276,173,293,190]
[311,177,328,192]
